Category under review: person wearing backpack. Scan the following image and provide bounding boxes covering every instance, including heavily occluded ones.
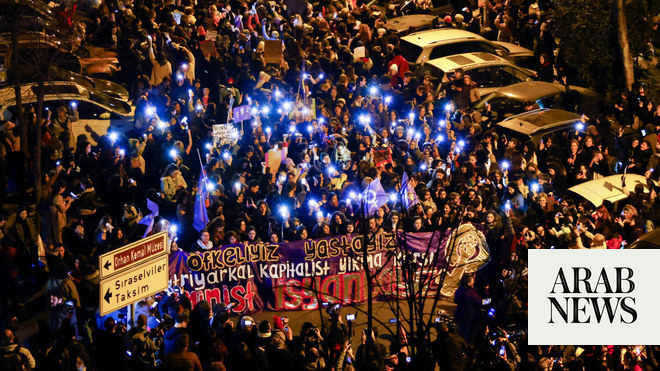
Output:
[127,315,158,370]
[45,263,80,336]
[0,329,36,371]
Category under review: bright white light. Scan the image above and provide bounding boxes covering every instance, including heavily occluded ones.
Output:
[504,200,511,210]
[319,117,326,124]
[251,107,259,115]
[169,224,178,234]
[349,191,357,200]
[146,106,156,117]
[157,120,167,130]
[279,205,289,218]
[205,143,213,150]
[231,131,239,140]
[437,134,444,142]
[438,119,446,127]
[265,127,272,134]
[261,106,270,115]
[384,96,392,104]
[234,182,241,190]
[282,101,292,111]
[502,161,510,170]
[444,103,453,112]
[308,199,318,208]
[169,149,178,158]
[414,132,421,140]
[206,182,216,192]
[420,164,427,171]
[389,193,397,202]
[358,114,371,125]
[176,73,184,80]
[181,63,188,70]
[119,149,125,157]
[531,183,540,192]
[109,132,119,143]
[316,211,324,220]
[307,124,313,133]
[408,112,415,121]
[458,139,466,148]
[246,96,252,103]
[369,86,378,95]
[407,128,415,136]
[278,174,286,183]
[181,116,188,123]
[302,107,310,115]
[274,90,282,98]
[327,166,336,175]
[70,101,77,108]
[575,122,585,131]
[222,151,231,160]
[196,104,204,111]
[318,73,324,80]
[289,125,297,133]
[302,73,309,79]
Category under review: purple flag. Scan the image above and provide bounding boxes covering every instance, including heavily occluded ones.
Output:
[362,177,389,216]
[400,171,420,209]
[193,171,209,231]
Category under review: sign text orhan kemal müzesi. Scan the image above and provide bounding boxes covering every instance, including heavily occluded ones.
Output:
[529,250,660,345]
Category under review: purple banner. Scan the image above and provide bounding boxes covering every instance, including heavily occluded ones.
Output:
[168,225,489,313]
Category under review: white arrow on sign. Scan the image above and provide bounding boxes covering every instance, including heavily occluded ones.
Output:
[99,254,169,316]
[99,231,167,279]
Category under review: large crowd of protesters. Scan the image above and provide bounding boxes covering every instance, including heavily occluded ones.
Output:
[0,0,660,368]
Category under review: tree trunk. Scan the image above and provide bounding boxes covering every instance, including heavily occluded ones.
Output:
[10,24,26,204]
[616,0,635,90]
[34,79,44,212]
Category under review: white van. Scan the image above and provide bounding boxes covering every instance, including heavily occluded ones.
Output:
[0,81,133,145]
[399,28,534,68]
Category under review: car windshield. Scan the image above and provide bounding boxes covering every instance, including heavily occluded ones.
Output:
[51,69,94,89]
[399,39,423,63]
[88,92,130,115]
[474,92,498,110]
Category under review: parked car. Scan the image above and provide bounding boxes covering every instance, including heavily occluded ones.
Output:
[0,81,133,144]
[494,108,583,146]
[628,227,660,249]
[568,174,655,208]
[385,14,437,35]
[399,28,534,68]
[0,33,120,78]
[9,66,129,101]
[418,52,535,97]
[473,81,601,119]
